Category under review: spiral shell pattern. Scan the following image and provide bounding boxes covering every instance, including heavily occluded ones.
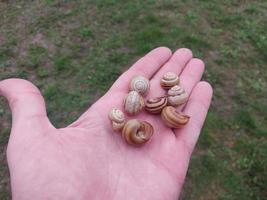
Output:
[160,72,179,89]
[145,97,167,114]
[122,119,154,145]
[108,108,125,131]
[129,75,150,96]
[167,85,189,106]
[124,91,145,115]
[108,108,125,123]
[161,106,190,128]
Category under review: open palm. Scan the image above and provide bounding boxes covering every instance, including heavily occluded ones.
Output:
[0,47,212,200]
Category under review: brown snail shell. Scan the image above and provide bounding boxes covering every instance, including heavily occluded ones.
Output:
[161,106,190,128]
[108,108,125,131]
[167,85,189,106]
[129,75,150,96]
[145,97,167,114]
[122,119,154,145]
[124,91,145,115]
[160,72,179,89]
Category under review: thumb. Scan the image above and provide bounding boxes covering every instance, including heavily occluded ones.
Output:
[0,78,54,139]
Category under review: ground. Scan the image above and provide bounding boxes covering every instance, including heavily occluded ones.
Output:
[0,0,267,199]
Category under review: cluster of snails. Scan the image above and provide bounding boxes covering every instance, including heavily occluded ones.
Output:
[108,72,190,146]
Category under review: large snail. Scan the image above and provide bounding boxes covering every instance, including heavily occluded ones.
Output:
[160,72,179,89]
[129,75,150,96]
[167,85,189,106]
[122,119,154,145]
[124,91,145,115]
[145,97,167,114]
[161,106,190,128]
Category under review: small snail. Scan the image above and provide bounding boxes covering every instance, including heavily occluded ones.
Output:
[124,91,145,115]
[122,119,154,145]
[145,97,167,114]
[167,85,189,106]
[108,108,125,131]
[160,72,179,89]
[129,75,150,96]
[161,106,190,128]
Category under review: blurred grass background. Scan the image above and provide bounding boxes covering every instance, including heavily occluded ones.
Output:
[0,0,266,199]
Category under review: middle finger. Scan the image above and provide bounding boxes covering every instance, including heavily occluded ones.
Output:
[148,48,193,98]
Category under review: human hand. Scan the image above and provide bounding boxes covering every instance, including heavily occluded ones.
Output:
[0,47,212,200]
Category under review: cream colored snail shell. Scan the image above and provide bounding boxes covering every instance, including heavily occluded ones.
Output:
[124,91,145,115]
[129,75,150,96]
[112,121,125,132]
[108,108,125,131]
[161,106,190,128]
[122,119,154,145]
[145,97,167,114]
[167,85,189,106]
[160,72,179,89]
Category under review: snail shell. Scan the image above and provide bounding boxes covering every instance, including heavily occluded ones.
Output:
[129,75,150,96]
[124,91,145,115]
[160,72,179,89]
[112,121,125,132]
[145,97,167,114]
[161,106,190,128]
[122,119,154,145]
[108,108,125,131]
[108,108,125,123]
[167,85,189,106]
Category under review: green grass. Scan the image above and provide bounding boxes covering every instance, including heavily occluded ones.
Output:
[1,0,267,199]
[53,55,72,72]
[27,45,48,68]
[79,26,94,39]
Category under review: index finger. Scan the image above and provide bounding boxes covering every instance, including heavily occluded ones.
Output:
[108,47,172,93]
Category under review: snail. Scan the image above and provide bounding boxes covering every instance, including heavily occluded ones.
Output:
[160,72,179,89]
[145,97,167,114]
[122,119,154,145]
[167,85,189,106]
[161,106,190,128]
[129,75,150,96]
[124,91,145,115]
[108,108,125,131]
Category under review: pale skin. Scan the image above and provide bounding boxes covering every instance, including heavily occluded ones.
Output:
[0,47,213,200]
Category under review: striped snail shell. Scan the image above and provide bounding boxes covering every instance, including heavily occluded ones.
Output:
[160,72,179,89]
[161,106,190,128]
[129,75,150,96]
[122,119,154,145]
[124,91,145,115]
[167,85,189,106]
[108,108,125,131]
[145,97,167,114]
